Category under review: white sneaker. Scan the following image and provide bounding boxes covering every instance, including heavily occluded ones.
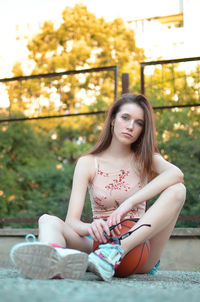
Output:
[88,243,124,282]
[10,234,88,280]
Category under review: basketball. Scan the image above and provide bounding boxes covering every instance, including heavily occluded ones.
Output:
[93,220,150,277]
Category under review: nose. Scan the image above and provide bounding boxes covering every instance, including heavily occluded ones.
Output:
[127,120,134,130]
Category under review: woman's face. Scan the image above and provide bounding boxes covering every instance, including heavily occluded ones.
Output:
[112,103,144,145]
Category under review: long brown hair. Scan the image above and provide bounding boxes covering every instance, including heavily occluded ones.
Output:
[87,93,159,180]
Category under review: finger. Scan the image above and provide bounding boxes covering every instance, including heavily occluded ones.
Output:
[115,215,122,234]
[93,222,106,243]
[99,221,108,243]
[111,216,118,232]
[108,219,117,237]
[88,227,98,242]
[110,229,116,238]
[107,214,122,238]
[111,226,120,237]
[91,223,102,242]
[109,217,121,236]
[117,215,122,229]
[108,216,115,229]
[102,220,110,237]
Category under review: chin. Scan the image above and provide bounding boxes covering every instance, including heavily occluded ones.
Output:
[120,138,135,145]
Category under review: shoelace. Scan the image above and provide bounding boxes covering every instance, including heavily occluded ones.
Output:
[97,244,123,266]
[103,219,151,244]
[98,243,123,256]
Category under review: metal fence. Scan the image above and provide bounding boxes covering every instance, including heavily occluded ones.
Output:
[0,60,200,226]
[0,65,118,123]
[140,56,200,109]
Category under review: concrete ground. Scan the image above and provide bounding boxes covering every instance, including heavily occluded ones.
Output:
[0,268,199,302]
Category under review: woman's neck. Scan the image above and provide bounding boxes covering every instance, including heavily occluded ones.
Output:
[105,139,133,159]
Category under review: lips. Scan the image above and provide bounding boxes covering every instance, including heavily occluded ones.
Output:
[122,132,133,138]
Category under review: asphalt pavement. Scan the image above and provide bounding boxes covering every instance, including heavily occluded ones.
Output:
[0,268,200,302]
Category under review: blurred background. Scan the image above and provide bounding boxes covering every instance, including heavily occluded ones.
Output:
[0,0,199,228]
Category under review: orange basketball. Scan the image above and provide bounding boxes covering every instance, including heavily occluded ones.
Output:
[93,220,150,277]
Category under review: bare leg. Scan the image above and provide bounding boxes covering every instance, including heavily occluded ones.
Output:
[138,214,179,273]
[120,183,186,272]
[11,214,90,280]
[38,214,93,254]
[38,215,67,246]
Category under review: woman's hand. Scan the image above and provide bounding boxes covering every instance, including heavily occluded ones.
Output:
[107,200,133,232]
[88,219,111,243]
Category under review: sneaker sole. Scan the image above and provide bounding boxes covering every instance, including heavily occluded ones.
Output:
[58,252,88,279]
[11,243,59,279]
[88,253,113,282]
[11,243,88,280]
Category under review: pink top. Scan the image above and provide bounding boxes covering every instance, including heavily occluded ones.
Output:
[88,157,146,220]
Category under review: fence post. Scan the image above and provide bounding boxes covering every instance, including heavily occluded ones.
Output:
[140,64,145,95]
[122,73,129,94]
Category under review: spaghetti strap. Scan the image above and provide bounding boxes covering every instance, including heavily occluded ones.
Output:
[94,157,98,171]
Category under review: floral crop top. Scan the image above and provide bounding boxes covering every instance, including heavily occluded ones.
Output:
[88,157,146,220]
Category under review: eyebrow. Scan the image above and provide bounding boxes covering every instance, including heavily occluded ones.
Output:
[121,112,144,122]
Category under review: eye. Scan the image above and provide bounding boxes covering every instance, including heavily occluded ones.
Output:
[136,121,144,127]
[121,115,129,120]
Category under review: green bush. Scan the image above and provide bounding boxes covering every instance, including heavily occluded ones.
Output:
[0,106,199,228]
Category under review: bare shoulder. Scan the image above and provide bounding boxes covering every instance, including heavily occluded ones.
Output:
[77,154,95,166]
[153,152,183,175]
[152,153,177,173]
[75,155,96,181]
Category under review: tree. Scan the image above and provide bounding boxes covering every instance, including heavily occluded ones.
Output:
[2,4,200,226]
[143,63,200,226]
[8,3,144,115]
[0,118,80,223]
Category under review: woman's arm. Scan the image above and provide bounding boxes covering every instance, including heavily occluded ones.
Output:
[66,155,111,242]
[127,153,184,205]
[107,153,184,225]
[65,155,95,237]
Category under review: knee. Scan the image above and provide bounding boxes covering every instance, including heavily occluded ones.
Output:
[38,214,51,225]
[167,183,186,206]
[38,214,62,227]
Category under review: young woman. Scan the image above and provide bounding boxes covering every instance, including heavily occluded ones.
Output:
[10,93,186,281]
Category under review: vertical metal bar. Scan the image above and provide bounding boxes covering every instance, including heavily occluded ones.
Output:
[140,64,145,95]
[161,65,164,105]
[171,64,176,95]
[150,74,153,98]
[38,78,42,115]
[122,73,129,94]
[19,80,22,112]
[59,77,63,112]
[114,66,118,101]
[184,74,187,103]
[8,84,13,118]
[48,79,52,115]
[197,65,200,101]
